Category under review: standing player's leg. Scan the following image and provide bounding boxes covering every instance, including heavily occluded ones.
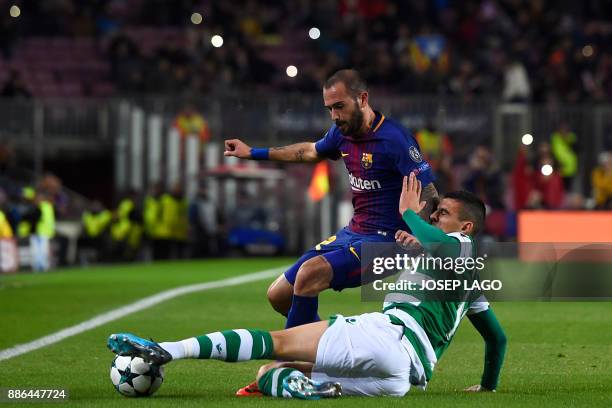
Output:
[285,255,332,328]
[267,250,320,317]
[285,241,364,329]
[268,233,347,328]
[281,230,358,328]
[266,274,293,315]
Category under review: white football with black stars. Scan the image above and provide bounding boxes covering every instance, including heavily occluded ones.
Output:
[110,355,164,397]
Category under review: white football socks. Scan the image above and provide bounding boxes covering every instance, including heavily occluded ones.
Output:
[159,338,200,360]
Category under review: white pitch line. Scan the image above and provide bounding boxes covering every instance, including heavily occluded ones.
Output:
[0,266,286,362]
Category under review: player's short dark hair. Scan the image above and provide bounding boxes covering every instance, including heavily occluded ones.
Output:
[443,190,486,235]
[324,69,368,98]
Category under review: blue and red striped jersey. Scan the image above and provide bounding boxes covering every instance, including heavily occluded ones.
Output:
[315,111,435,235]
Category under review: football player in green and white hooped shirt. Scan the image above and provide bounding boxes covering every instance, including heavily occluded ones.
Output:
[387,172,506,390]
[107,172,507,399]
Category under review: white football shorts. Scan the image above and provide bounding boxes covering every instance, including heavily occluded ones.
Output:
[312,312,424,397]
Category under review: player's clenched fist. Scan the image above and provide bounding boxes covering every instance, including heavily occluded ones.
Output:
[224,139,252,159]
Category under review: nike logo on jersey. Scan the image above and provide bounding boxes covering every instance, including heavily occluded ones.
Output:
[341,152,349,157]
[349,246,360,260]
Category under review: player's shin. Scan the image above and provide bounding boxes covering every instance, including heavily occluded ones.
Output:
[160,329,274,362]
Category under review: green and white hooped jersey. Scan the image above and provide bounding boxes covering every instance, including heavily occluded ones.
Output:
[382,232,488,382]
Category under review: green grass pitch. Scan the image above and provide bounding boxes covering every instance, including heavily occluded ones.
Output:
[1,258,611,407]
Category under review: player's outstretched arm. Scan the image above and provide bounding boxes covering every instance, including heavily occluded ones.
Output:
[467,308,507,392]
[269,143,321,162]
[224,139,321,163]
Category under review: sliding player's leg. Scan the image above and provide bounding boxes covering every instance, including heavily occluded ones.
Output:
[107,320,328,365]
[253,312,417,398]
[255,361,341,399]
[257,361,314,380]
[108,322,342,399]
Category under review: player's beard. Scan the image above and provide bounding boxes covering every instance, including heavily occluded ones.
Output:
[336,99,364,136]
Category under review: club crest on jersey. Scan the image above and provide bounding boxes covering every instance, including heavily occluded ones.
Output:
[409,146,423,163]
[361,153,373,169]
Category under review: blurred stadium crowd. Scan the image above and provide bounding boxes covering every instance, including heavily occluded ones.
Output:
[1,116,612,269]
[0,0,610,101]
[1,0,612,270]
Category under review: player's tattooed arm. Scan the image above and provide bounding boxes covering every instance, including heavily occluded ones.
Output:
[417,182,439,221]
[224,139,321,162]
[269,142,321,162]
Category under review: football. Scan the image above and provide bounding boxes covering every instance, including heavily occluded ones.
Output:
[110,355,164,397]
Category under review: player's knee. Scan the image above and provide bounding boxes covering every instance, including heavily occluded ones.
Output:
[387,382,410,397]
[267,283,291,315]
[293,257,331,296]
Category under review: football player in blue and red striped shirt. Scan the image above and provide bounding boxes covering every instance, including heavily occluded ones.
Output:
[224,69,438,332]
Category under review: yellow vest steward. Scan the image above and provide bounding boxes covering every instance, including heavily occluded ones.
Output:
[144,196,162,238]
[82,210,112,237]
[36,200,55,238]
[0,210,13,239]
[18,221,31,237]
[551,131,577,177]
[111,199,134,241]
[159,194,188,241]
[173,198,188,241]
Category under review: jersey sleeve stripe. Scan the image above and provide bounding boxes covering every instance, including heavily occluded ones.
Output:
[467,295,490,314]
[446,232,472,258]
